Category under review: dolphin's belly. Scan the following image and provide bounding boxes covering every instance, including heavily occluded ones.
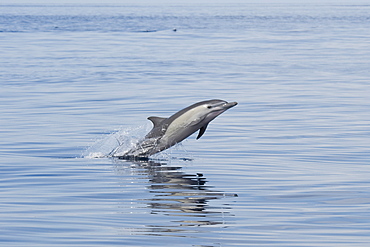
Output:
[161,126,199,147]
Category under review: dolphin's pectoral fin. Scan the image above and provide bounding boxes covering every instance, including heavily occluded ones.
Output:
[196,124,209,140]
[147,116,166,127]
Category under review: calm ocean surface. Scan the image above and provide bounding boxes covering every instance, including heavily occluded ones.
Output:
[1,1,370,246]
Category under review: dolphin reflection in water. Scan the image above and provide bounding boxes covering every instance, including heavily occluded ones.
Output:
[115,99,237,159]
[113,158,238,235]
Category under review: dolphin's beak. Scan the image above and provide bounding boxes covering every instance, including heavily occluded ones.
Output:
[224,101,238,109]
[209,101,238,119]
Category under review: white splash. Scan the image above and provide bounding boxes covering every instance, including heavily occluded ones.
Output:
[82,124,149,159]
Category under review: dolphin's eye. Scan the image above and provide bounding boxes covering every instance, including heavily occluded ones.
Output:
[207,105,212,109]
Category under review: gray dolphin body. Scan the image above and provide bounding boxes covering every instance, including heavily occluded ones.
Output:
[117,99,237,158]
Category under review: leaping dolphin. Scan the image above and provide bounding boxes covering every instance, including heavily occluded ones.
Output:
[116,99,238,159]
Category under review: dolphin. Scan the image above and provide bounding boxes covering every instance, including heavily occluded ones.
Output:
[116,99,237,159]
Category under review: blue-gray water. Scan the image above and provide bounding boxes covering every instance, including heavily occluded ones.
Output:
[1,1,370,246]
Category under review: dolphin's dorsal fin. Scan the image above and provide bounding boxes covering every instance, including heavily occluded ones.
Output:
[147,116,166,127]
[196,123,209,140]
